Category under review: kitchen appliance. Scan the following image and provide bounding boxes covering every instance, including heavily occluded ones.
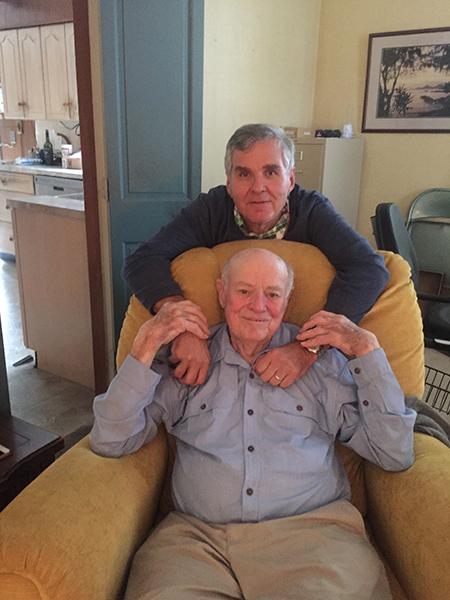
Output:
[34,174,83,197]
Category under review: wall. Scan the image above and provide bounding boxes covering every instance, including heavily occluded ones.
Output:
[0,117,35,161]
[313,0,450,243]
[201,0,321,191]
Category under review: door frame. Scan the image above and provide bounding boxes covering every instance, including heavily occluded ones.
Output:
[72,0,109,393]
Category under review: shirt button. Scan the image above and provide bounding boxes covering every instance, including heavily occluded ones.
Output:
[296,405,303,412]
[247,409,254,416]
[248,445,254,452]
[246,488,253,496]
[249,372,255,379]
[355,367,361,374]
[200,404,206,410]
[363,400,369,406]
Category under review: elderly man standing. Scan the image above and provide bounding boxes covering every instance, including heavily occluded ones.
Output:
[91,248,415,600]
[122,124,390,388]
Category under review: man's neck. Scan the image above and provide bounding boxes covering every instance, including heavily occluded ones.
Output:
[228,333,271,365]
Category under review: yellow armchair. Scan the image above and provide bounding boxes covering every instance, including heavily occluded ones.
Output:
[1,240,449,600]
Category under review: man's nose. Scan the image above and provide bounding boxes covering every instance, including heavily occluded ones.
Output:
[251,173,266,193]
[249,291,266,312]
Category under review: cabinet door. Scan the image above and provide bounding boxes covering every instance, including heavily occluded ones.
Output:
[41,24,71,120]
[18,28,47,120]
[0,30,25,119]
[294,142,324,193]
[64,22,78,120]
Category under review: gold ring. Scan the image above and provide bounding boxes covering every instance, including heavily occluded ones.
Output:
[274,374,283,381]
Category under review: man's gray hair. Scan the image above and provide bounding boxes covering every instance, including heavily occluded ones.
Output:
[224,124,295,175]
[221,249,294,298]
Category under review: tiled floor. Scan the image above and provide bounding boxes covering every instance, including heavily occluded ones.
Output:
[0,257,95,452]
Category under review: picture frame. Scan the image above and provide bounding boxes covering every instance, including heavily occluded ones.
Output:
[362,27,450,133]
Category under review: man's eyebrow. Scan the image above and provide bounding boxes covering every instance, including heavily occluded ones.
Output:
[232,163,282,172]
[234,281,284,291]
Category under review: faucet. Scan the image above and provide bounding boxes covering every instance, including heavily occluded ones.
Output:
[56,132,71,145]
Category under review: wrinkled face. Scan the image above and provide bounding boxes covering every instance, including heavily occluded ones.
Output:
[226,139,295,236]
[216,251,292,351]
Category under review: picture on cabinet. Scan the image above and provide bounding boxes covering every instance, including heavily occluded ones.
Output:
[362,27,450,133]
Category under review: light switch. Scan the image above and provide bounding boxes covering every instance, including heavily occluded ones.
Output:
[9,130,15,144]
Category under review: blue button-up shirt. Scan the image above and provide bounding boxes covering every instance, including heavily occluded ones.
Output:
[91,323,416,524]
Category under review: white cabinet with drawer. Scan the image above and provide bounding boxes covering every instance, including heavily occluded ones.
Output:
[0,172,34,256]
[294,138,364,229]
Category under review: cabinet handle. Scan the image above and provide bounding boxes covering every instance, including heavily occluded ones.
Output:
[1,177,8,186]
[18,102,26,107]
[9,236,14,242]
[63,101,72,107]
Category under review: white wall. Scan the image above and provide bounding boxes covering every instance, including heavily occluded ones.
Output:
[313,0,450,242]
[201,0,321,191]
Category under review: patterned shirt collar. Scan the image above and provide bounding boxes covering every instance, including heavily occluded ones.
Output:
[233,201,290,239]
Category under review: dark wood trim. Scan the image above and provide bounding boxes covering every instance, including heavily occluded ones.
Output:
[72,0,108,394]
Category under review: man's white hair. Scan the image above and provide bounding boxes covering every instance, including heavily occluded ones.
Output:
[220,248,294,298]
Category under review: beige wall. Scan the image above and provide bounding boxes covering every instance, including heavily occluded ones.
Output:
[313,0,450,243]
[202,0,321,191]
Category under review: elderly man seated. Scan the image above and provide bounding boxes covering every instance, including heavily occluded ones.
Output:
[90,248,416,600]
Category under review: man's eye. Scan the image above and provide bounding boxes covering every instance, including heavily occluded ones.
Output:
[239,289,248,294]
[268,292,279,298]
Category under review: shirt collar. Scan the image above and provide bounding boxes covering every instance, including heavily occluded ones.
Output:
[234,201,290,239]
[208,322,293,368]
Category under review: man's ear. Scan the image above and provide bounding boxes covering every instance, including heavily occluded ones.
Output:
[288,167,295,193]
[216,279,226,308]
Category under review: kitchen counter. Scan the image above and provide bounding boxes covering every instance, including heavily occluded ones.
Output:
[8,191,94,389]
[7,193,84,219]
[0,161,83,180]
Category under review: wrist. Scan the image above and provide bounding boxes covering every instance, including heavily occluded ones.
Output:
[152,295,184,314]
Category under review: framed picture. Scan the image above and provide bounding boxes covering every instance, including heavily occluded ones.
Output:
[362,27,450,133]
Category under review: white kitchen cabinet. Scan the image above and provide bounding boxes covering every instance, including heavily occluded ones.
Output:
[0,28,47,120]
[41,23,78,120]
[0,171,34,256]
[294,137,364,228]
[64,23,78,120]
[0,23,78,121]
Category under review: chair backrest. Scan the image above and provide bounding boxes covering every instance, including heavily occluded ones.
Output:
[405,190,450,288]
[371,203,420,291]
[406,188,450,226]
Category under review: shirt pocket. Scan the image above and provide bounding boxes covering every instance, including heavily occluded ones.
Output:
[261,386,325,441]
[172,387,235,440]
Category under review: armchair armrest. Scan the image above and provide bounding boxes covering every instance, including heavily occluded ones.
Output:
[365,433,450,600]
[0,428,167,600]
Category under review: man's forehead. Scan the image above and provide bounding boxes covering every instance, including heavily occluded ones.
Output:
[230,140,284,166]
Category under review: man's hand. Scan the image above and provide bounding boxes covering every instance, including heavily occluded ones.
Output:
[169,332,211,386]
[297,310,379,358]
[254,341,317,388]
[130,301,210,367]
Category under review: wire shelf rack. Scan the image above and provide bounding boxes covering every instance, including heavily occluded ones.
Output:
[423,366,450,414]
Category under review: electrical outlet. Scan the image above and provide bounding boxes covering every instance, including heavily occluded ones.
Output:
[9,130,16,144]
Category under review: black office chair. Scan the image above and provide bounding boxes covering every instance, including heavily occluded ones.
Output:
[371,202,450,353]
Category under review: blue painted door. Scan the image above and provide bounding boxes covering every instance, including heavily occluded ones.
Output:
[100,0,204,340]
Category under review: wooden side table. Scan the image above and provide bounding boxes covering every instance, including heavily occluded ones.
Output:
[0,414,64,511]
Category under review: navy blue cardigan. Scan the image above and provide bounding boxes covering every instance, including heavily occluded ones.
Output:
[122,184,389,324]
